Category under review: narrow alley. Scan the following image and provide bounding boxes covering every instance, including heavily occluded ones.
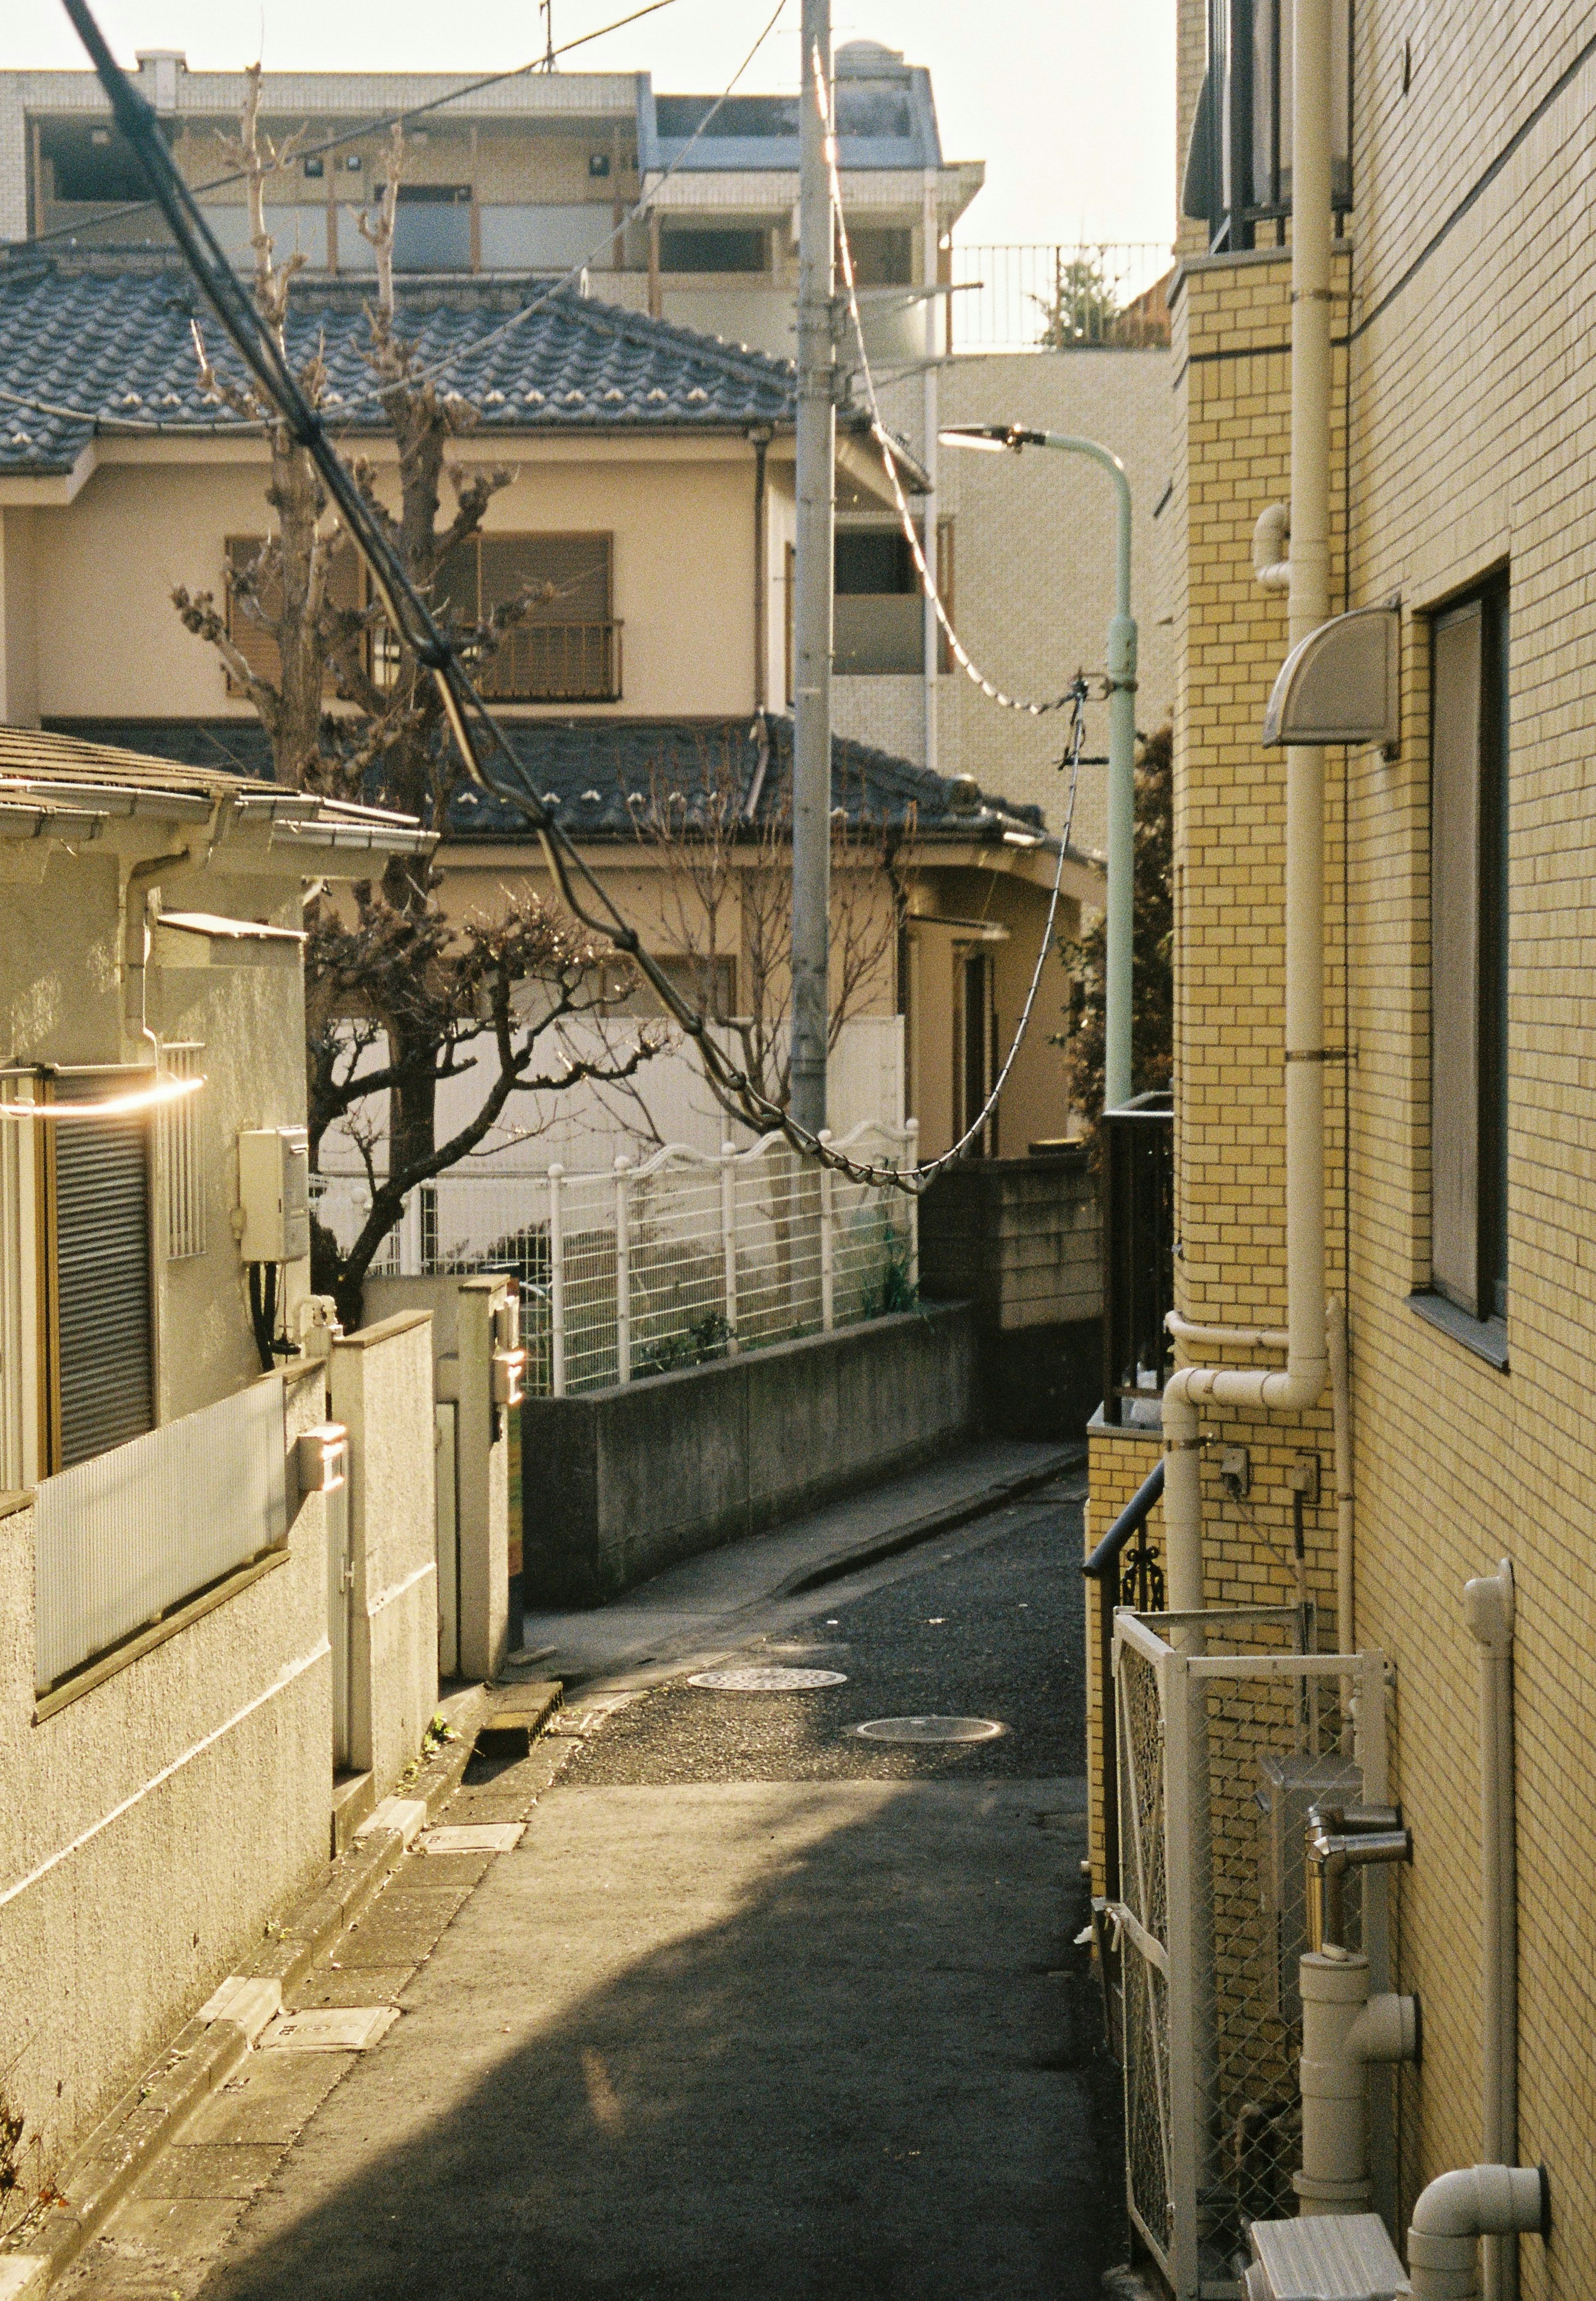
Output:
[56,1459,1118,2301]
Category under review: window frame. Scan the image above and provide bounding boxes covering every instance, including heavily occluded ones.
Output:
[1424,573,1509,1345]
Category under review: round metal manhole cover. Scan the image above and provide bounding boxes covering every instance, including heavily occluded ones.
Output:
[850,1715,1007,1744]
[688,1666,849,1692]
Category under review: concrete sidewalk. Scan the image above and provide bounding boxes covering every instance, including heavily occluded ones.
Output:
[510,1435,1078,1693]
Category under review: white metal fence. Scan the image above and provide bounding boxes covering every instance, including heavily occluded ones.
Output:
[34,1374,289,1692]
[1111,1606,1391,2298]
[948,241,1173,354]
[313,1122,919,1396]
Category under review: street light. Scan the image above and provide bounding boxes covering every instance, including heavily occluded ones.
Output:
[940,424,1138,1112]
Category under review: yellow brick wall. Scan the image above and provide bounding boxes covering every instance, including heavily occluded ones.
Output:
[1169,0,1596,2283]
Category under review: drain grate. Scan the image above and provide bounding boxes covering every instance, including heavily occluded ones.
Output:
[850,1715,1006,1743]
[688,1666,848,1692]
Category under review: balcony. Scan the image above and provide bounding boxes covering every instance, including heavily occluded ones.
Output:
[479,621,623,705]
[1099,1088,1174,1425]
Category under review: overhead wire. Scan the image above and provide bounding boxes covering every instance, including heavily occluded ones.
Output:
[59,0,1096,1195]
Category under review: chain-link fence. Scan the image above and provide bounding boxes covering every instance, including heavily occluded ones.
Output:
[1111,1608,1390,2298]
[312,1121,918,1395]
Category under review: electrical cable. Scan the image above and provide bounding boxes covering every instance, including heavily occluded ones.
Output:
[815,53,1080,720]
[25,0,685,257]
[61,0,1094,1197]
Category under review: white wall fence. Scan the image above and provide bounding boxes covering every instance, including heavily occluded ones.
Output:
[34,1374,288,1692]
[315,1121,920,1397]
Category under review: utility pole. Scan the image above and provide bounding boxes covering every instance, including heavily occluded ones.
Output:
[790,0,833,1137]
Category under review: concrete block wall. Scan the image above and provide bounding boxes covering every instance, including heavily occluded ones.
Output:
[329,1311,440,1793]
[918,1152,1101,1331]
[522,1305,978,1607]
[0,1365,334,2199]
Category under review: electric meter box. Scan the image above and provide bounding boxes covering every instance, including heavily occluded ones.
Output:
[237,1127,310,1263]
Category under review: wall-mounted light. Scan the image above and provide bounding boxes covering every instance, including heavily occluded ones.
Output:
[303,154,325,179]
[589,152,611,178]
[293,1422,349,1499]
[344,152,362,172]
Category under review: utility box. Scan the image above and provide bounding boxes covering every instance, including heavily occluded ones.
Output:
[1257,1750,1361,2030]
[237,1127,310,1263]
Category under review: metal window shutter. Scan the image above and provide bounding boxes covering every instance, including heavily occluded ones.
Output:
[54,1109,154,1468]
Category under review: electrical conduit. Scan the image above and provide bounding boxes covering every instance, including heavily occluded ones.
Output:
[1464,1560,1521,2301]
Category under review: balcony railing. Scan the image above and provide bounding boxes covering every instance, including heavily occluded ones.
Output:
[1100,1088,1174,1425]
[946,243,1173,355]
[479,621,623,704]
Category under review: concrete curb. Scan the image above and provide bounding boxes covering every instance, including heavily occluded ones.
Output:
[0,1680,552,2296]
[775,1445,1085,1597]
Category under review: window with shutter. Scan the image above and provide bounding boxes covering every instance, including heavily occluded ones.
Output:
[44,1073,155,1472]
[1428,580,1509,1333]
[224,535,366,696]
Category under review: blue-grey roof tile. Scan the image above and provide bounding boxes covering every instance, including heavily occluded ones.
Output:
[0,261,797,474]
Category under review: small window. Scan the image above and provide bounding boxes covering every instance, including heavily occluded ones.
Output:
[392,533,619,703]
[388,184,472,272]
[833,523,921,676]
[1429,577,1509,1326]
[659,226,768,274]
[224,535,365,696]
[847,228,913,287]
[605,953,736,1021]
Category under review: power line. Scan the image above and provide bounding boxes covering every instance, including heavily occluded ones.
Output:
[25,0,684,257]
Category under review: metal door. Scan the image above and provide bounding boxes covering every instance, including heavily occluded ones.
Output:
[435,1399,459,1678]
[327,1476,352,1770]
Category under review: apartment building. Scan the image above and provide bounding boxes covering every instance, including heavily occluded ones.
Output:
[1087,0,1596,2294]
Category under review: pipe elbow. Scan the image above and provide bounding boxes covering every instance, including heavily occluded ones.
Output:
[1251,501,1290,587]
[1346,1990,1419,2067]
[1463,1558,1515,1651]
[1410,2163,1549,2242]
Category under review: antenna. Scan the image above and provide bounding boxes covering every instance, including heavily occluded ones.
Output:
[539,0,556,71]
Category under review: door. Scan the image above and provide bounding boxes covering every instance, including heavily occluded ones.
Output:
[327,1477,352,1770]
[435,1398,460,1679]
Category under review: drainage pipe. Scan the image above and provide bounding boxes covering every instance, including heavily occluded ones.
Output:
[1163,0,1335,1621]
[1464,1559,1519,2301]
[1296,1950,1418,2215]
[1406,2165,1548,2301]
[1328,1297,1354,1655]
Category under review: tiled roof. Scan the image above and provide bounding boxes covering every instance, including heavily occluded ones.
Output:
[0,262,797,474]
[45,716,1047,841]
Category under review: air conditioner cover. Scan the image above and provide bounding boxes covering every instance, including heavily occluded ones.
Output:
[1247,2212,1411,2299]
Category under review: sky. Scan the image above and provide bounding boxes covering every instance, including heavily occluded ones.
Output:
[8,0,1177,249]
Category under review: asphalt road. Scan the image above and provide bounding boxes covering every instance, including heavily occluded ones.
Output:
[68,1470,1121,2301]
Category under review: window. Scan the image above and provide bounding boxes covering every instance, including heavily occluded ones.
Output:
[831,521,952,676]
[43,1073,156,1472]
[1429,579,1509,1329]
[659,226,768,274]
[389,184,472,273]
[960,951,997,1157]
[224,536,365,696]
[409,533,619,703]
[848,228,913,287]
[1183,0,1351,248]
[605,953,736,1021]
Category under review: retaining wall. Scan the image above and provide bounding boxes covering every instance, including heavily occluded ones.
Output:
[522,1304,978,1607]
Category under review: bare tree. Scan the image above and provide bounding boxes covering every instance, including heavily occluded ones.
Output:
[170,75,655,1321]
[627,731,911,1127]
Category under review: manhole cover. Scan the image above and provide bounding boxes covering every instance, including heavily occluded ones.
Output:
[688,1666,848,1692]
[851,1715,1007,1743]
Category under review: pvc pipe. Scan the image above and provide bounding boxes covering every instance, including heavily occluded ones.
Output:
[1464,1560,1519,2301]
[1252,501,1291,589]
[1406,2165,1548,2300]
[1296,1951,1418,2215]
[1328,1297,1354,1655]
[1167,1313,1289,1353]
[1162,0,1334,1634]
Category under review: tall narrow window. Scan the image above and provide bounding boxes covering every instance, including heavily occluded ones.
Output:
[44,1073,155,1470]
[1429,579,1509,1328]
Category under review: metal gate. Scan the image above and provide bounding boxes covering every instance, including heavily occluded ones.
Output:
[1111,1606,1392,2298]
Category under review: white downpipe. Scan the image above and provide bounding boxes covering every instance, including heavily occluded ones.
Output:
[1164,0,1335,1621]
[1464,1560,1519,2301]
[1328,1298,1354,1654]
[1296,1952,1418,2215]
[1406,2165,1547,2300]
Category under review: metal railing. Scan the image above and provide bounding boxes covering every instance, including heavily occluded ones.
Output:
[1100,1090,1175,1425]
[1083,1458,1166,1927]
[33,1374,288,1692]
[478,619,623,703]
[313,1120,919,1395]
[947,242,1173,355]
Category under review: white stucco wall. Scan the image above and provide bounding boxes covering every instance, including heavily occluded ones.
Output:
[0,1363,333,2193]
